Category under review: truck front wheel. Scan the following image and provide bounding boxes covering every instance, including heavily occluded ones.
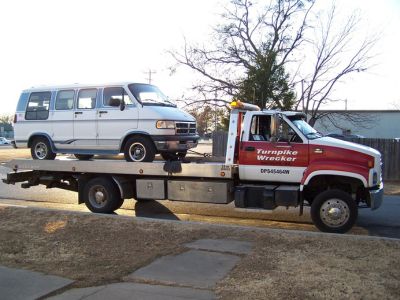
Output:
[83,177,122,213]
[311,189,357,233]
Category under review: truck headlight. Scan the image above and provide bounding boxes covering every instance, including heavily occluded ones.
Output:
[156,120,175,129]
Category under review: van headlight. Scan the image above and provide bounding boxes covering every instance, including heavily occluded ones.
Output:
[156,120,175,129]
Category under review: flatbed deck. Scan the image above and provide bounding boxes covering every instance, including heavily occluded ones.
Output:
[4,159,236,179]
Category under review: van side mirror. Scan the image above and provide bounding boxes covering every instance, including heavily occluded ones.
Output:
[270,114,279,142]
[120,99,125,111]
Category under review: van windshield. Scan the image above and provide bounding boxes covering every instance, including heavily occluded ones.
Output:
[128,84,176,107]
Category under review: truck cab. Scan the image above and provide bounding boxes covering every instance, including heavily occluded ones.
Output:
[227,101,383,232]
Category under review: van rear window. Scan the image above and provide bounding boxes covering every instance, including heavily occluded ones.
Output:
[25,92,51,120]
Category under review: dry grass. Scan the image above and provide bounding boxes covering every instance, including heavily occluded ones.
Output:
[0,147,30,162]
[0,207,399,299]
[384,181,400,195]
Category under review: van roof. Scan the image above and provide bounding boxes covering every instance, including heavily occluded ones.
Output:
[22,82,150,92]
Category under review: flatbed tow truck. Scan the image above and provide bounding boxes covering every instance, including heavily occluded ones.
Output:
[3,101,384,233]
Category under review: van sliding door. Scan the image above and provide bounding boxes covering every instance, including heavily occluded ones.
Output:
[73,89,98,150]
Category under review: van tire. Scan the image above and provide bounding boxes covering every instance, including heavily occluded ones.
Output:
[311,189,357,233]
[31,137,56,160]
[124,136,156,162]
[83,177,121,213]
[74,154,94,160]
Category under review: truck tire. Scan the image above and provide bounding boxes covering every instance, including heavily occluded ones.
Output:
[31,137,56,160]
[124,136,156,162]
[74,154,94,160]
[83,177,122,213]
[311,189,357,233]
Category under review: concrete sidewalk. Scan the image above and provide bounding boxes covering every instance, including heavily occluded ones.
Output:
[1,239,253,300]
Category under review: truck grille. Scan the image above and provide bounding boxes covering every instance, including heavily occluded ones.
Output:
[176,122,196,135]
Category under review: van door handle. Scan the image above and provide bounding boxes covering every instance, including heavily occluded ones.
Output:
[244,146,255,151]
[74,112,83,115]
[99,111,108,114]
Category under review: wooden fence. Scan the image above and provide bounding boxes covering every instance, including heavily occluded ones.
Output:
[212,132,400,181]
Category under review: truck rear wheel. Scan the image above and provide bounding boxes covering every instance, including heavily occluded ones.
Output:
[124,136,156,162]
[311,189,357,233]
[31,137,56,160]
[83,177,122,213]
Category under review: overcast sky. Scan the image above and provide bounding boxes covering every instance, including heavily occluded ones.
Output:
[0,0,399,114]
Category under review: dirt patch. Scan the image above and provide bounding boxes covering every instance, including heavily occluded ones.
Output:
[0,207,399,299]
[384,181,400,195]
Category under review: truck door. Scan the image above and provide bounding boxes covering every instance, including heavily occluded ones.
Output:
[97,87,138,151]
[239,114,309,183]
[73,89,98,149]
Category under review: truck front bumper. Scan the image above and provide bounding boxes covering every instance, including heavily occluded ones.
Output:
[369,183,384,210]
[152,135,199,152]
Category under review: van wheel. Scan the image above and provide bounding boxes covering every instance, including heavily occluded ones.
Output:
[311,189,357,233]
[31,137,56,160]
[74,154,94,160]
[124,136,156,162]
[83,177,121,213]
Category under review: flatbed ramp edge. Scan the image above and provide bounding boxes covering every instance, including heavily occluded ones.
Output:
[3,159,236,179]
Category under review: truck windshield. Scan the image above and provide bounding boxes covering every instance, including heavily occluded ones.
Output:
[291,119,323,140]
[128,84,176,107]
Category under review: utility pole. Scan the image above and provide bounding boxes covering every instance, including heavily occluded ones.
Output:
[214,91,217,132]
[144,69,157,84]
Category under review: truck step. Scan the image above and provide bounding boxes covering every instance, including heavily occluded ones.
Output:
[234,184,299,210]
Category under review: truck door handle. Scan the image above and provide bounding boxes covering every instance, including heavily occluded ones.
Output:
[99,111,108,114]
[74,112,83,115]
[244,146,255,151]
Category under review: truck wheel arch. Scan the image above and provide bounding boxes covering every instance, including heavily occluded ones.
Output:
[301,171,367,191]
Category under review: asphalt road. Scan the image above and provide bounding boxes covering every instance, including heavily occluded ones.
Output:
[0,165,399,239]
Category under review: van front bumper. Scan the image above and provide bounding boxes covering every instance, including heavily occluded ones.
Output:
[369,183,384,210]
[152,135,199,152]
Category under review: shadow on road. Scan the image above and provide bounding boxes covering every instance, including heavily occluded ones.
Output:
[134,200,180,220]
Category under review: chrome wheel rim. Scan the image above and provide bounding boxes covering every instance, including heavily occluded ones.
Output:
[88,185,108,208]
[34,142,48,159]
[320,198,350,228]
[129,142,146,161]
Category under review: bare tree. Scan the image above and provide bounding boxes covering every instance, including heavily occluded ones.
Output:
[171,0,378,130]
[170,0,315,109]
[294,4,378,126]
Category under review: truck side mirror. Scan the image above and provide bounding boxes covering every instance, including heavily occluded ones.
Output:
[270,114,279,142]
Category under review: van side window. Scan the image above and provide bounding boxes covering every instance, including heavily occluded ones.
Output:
[55,90,75,110]
[77,89,97,109]
[25,92,51,120]
[103,87,133,106]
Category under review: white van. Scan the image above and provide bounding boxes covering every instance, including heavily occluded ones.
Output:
[13,83,199,162]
